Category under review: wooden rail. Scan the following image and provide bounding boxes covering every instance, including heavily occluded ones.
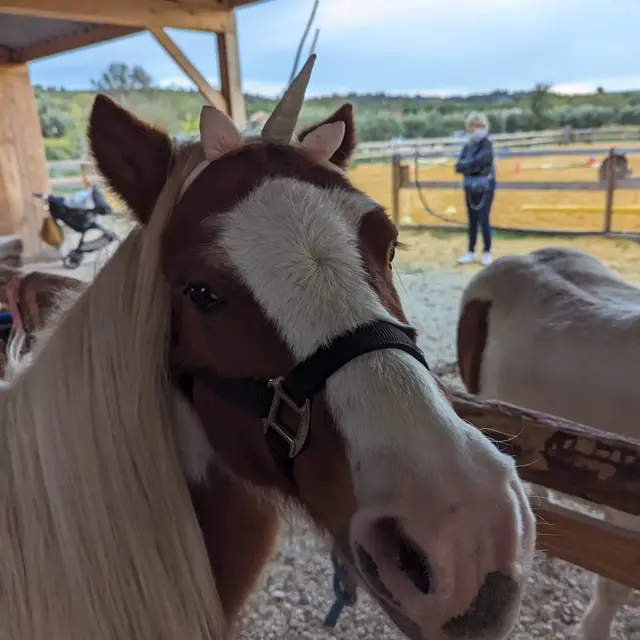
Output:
[391,148,640,236]
[451,390,640,589]
[47,125,640,188]
[406,178,640,191]
[356,125,640,161]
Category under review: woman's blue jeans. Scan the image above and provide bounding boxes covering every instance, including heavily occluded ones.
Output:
[464,187,495,253]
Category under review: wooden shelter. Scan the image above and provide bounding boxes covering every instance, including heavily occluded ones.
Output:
[0,0,268,258]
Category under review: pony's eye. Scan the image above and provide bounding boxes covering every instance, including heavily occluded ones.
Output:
[388,242,397,267]
[184,284,224,313]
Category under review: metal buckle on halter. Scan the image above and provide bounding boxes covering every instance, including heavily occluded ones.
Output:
[263,376,310,458]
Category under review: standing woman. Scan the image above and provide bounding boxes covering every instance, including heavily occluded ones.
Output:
[455,111,496,265]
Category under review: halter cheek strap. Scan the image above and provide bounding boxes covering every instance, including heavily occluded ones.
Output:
[178,160,214,202]
[176,319,429,487]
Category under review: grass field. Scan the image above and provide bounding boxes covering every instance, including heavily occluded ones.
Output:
[348,143,640,233]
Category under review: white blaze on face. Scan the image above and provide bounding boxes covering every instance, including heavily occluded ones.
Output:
[216,177,468,474]
[217,176,535,639]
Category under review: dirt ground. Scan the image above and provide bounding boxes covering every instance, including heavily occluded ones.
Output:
[393,225,640,285]
[349,144,640,233]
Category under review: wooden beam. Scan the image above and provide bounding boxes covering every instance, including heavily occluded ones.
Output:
[450,391,640,516]
[535,502,640,590]
[149,27,227,111]
[0,0,232,31]
[18,25,143,62]
[0,45,16,63]
[449,391,640,588]
[228,0,274,7]
[0,62,49,258]
[216,12,246,130]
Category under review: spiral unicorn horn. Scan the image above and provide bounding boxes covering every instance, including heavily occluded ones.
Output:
[261,54,316,144]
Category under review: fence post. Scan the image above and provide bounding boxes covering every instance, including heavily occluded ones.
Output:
[603,149,617,234]
[391,153,401,225]
[80,163,90,189]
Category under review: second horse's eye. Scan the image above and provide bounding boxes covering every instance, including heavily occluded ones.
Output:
[184,284,224,313]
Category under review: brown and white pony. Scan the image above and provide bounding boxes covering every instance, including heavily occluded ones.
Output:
[456,245,639,640]
[1,56,535,640]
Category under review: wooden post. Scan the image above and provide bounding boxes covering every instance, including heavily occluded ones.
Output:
[216,11,246,132]
[603,149,616,234]
[391,154,401,225]
[0,62,48,258]
[80,163,91,189]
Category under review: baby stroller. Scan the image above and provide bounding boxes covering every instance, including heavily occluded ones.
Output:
[33,184,118,269]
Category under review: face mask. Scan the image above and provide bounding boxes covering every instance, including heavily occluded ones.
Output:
[469,127,488,142]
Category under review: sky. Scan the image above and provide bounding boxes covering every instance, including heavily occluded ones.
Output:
[29,0,640,98]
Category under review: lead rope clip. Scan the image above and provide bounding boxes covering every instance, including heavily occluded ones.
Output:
[323,547,358,628]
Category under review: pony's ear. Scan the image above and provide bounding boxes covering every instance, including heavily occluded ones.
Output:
[88,94,173,225]
[200,105,242,160]
[297,102,357,169]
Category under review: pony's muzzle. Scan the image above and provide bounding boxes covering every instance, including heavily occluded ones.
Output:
[349,505,525,640]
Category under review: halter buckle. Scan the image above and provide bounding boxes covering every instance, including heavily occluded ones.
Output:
[263,376,310,458]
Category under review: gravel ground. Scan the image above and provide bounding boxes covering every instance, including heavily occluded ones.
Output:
[236,266,640,640]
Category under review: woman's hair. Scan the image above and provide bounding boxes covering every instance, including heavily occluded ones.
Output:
[465,111,489,131]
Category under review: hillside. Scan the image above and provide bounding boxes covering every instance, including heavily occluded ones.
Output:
[36,72,640,161]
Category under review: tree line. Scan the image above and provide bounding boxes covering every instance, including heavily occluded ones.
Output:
[37,64,640,161]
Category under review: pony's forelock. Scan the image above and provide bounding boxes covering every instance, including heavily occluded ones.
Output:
[0,144,226,638]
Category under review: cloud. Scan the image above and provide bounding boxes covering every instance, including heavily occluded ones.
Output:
[387,87,469,97]
[157,75,211,90]
[157,75,285,98]
[553,76,640,95]
[316,0,539,31]
[27,0,640,98]
[243,80,286,97]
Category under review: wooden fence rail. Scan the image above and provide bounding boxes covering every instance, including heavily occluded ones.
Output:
[47,125,640,188]
[391,148,640,236]
[356,125,640,161]
[451,390,640,589]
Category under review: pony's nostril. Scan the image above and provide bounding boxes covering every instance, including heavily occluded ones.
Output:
[375,517,431,595]
[355,543,399,605]
[442,571,519,637]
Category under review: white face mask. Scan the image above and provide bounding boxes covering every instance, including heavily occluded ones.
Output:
[469,127,488,142]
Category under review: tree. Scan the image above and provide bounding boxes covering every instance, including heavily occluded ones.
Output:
[529,82,552,130]
[130,65,153,91]
[37,96,68,138]
[91,63,154,94]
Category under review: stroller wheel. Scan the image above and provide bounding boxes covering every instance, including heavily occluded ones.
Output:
[63,251,83,269]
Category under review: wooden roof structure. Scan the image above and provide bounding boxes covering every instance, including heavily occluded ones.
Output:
[0,0,270,258]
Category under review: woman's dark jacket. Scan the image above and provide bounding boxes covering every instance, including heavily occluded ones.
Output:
[455,136,495,178]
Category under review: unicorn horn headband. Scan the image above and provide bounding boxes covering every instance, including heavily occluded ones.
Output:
[179,54,343,199]
[260,54,316,144]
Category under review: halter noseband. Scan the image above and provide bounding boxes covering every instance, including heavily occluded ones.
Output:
[177,319,429,486]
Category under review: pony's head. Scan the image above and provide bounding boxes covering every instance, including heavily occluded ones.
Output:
[88,56,535,640]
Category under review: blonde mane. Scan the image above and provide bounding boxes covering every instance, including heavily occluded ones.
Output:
[0,145,225,639]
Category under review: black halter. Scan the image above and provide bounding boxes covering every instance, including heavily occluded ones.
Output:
[177,319,429,485]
